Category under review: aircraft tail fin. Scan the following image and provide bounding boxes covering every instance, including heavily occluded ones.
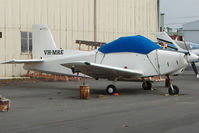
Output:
[32,24,57,59]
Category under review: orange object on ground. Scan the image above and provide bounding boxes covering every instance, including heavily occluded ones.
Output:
[113,93,119,96]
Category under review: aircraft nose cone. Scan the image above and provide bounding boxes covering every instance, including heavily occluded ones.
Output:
[187,53,199,63]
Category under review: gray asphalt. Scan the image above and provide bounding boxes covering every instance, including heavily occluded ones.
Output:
[0,70,199,133]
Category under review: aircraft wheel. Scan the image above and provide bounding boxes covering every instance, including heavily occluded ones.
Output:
[168,85,179,95]
[106,85,117,95]
[142,81,152,90]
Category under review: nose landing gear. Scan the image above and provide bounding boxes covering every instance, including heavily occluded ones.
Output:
[168,85,179,95]
[166,75,179,95]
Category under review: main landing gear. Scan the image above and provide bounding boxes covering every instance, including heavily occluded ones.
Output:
[142,81,152,90]
[106,76,180,95]
[106,78,119,95]
[106,85,117,95]
[166,75,179,95]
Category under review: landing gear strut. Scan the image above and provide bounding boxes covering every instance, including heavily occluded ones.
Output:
[168,85,179,95]
[166,75,179,95]
[106,85,117,95]
[142,81,152,90]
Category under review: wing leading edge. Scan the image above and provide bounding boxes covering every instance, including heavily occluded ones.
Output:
[61,61,143,80]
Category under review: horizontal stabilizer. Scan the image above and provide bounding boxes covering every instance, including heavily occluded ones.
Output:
[0,59,44,64]
[61,61,143,79]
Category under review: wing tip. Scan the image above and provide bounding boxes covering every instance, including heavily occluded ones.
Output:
[0,59,15,64]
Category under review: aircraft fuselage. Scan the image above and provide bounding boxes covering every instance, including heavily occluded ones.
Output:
[24,49,188,79]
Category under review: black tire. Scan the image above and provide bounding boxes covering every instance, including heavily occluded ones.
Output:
[106,85,117,95]
[142,81,152,90]
[168,85,179,95]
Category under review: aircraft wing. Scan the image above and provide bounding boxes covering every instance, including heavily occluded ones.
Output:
[0,59,44,64]
[61,61,143,79]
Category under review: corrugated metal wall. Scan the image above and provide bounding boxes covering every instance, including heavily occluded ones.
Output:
[0,0,158,77]
[183,20,199,44]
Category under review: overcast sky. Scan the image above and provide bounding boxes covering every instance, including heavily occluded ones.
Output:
[160,0,199,29]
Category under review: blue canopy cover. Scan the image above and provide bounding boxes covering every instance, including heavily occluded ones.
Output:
[98,35,161,54]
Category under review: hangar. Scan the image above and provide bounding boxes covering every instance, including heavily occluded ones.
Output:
[183,20,199,43]
[0,0,159,77]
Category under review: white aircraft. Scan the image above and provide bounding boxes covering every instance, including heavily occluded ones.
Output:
[1,25,199,95]
[174,40,199,57]
[156,32,199,77]
[156,32,199,54]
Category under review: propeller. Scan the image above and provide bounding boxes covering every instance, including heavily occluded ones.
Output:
[184,41,199,78]
[191,62,198,76]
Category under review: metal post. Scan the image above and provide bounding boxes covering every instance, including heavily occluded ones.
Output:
[157,0,160,31]
[94,0,97,42]
[160,13,165,32]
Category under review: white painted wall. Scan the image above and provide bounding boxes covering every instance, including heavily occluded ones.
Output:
[0,0,159,77]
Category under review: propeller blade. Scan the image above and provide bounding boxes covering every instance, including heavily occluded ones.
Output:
[191,62,199,78]
[184,41,190,55]
[184,40,199,78]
